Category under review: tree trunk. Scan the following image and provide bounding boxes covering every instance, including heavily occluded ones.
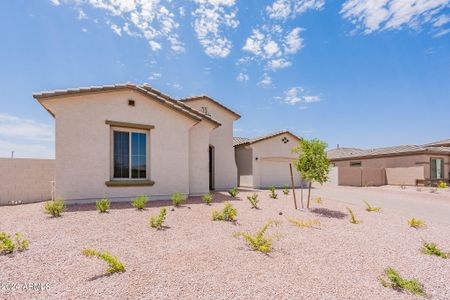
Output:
[307,181,312,209]
[300,175,304,209]
[289,163,297,210]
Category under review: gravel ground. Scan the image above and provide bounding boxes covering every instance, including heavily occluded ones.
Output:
[1,189,449,299]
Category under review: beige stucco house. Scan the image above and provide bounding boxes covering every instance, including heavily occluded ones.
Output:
[234,131,303,188]
[328,141,450,186]
[34,83,298,202]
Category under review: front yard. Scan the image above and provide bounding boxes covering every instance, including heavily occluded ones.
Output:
[1,189,450,299]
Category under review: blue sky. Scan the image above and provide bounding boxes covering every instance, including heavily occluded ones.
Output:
[0,0,449,158]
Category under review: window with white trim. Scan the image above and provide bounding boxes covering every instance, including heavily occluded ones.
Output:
[112,129,148,179]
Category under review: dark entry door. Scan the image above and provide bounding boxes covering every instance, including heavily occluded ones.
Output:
[209,146,214,190]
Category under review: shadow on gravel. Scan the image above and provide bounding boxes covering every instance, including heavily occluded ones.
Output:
[310,208,347,219]
[87,273,115,281]
[66,192,240,212]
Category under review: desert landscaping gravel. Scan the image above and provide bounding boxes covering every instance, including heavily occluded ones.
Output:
[1,188,450,299]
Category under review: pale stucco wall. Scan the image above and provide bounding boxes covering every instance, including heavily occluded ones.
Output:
[181,99,238,189]
[249,133,302,188]
[42,90,207,201]
[333,154,450,181]
[189,121,215,195]
[0,158,55,205]
[337,167,386,186]
[235,145,253,187]
[385,166,424,185]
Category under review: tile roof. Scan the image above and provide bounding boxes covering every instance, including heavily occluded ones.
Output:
[33,83,221,128]
[179,95,241,120]
[233,130,301,146]
[424,138,450,147]
[328,145,450,160]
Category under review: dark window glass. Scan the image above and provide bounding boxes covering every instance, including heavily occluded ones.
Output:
[113,131,129,178]
[431,158,444,179]
[131,132,147,179]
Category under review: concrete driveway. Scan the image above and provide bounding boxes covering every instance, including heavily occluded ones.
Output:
[308,185,450,225]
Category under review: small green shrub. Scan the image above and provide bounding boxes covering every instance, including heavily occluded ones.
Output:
[364,200,381,212]
[236,221,274,253]
[408,218,425,228]
[247,193,259,209]
[228,187,239,198]
[282,184,289,195]
[212,202,237,221]
[313,197,322,204]
[171,193,186,206]
[0,232,29,254]
[149,207,167,229]
[380,267,426,298]
[437,181,448,189]
[202,193,213,205]
[96,198,111,213]
[81,248,125,274]
[269,186,278,199]
[44,198,65,217]
[288,218,320,228]
[421,242,448,259]
[347,207,360,224]
[131,194,148,210]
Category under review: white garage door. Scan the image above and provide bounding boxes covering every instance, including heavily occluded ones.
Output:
[260,160,302,188]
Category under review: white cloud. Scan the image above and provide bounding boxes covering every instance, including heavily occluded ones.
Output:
[78,9,87,20]
[257,73,273,87]
[242,26,304,72]
[266,0,325,20]
[236,72,249,82]
[111,23,122,36]
[193,0,240,58]
[168,82,182,89]
[55,0,184,52]
[0,114,54,142]
[268,58,292,69]
[148,72,162,80]
[278,87,320,105]
[50,0,60,6]
[0,140,54,159]
[341,0,450,37]
[81,28,88,33]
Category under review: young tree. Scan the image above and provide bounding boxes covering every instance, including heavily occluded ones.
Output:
[292,139,330,209]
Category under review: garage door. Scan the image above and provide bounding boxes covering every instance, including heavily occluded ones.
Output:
[260,160,302,188]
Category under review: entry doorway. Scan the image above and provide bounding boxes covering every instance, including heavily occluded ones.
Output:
[209,145,215,190]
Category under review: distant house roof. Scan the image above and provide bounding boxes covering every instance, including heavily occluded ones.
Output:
[423,138,450,147]
[233,130,301,147]
[179,95,241,120]
[328,145,450,161]
[33,83,221,128]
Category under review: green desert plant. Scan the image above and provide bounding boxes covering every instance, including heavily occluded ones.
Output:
[408,218,425,228]
[269,186,278,199]
[347,207,360,224]
[437,181,448,189]
[96,198,111,213]
[44,198,65,217]
[282,184,289,195]
[421,242,448,259]
[313,197,322,204]
[81,248,125,274]
[235,221,274,253]
[228,187,239,198]
[247,193,259,209]
[0,232,29,254]
[288,218,320,228]
[292,138,330,209]
[149,207,167,229]
[380,267,426,298]
[212,202,237,221]
[202,193,213,205]
[364,200,381,212]
[131,194,148,210]
[171,193,187,206]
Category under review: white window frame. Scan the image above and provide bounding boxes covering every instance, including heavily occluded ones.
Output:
[110,126,150,181]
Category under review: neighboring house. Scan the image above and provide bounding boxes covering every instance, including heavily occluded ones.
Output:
[33,83,295,202]
[328,141,450,186]
[234,131,302,188]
